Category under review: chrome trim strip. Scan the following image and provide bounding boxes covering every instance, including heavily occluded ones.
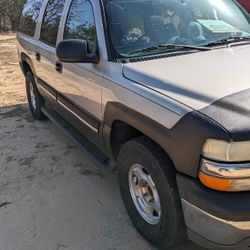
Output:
[200,158,250,179]
[58,100,99,133]
[39,85,56,100]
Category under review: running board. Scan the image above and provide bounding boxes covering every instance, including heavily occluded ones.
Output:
[41,106,115,171]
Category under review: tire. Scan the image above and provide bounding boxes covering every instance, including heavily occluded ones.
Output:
[25,71,46,120]
[117,136,186,249]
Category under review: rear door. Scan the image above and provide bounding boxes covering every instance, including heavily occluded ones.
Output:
[17,0,44,72]
[35,0,66,101]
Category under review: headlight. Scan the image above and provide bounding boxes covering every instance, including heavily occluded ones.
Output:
[199,159,250,191]
[202,139,250,162]
[200,139,250,191]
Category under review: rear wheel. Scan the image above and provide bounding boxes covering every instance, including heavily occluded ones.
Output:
[26,71,46,120]
[117,137,186,249]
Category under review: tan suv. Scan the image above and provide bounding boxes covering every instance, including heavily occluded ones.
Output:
[17,0,250,249]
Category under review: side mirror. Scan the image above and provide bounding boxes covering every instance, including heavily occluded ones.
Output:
[56,39,99,64]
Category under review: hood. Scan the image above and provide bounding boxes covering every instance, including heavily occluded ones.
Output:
[123,45,250,140]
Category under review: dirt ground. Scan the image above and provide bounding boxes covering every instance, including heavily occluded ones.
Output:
[0,34,204,250]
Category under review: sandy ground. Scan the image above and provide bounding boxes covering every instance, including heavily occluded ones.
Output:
[0,34,204,250]
[0,34,26,107]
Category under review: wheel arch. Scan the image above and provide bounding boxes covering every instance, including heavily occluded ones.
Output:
[20,52,36,76]
[103,102,177,170]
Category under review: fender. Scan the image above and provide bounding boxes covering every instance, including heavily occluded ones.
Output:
[103,102,231,177]
[20,52,37,76]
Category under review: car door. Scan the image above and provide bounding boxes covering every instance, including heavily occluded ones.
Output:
[53,0,104,131]
[35,0,66,101]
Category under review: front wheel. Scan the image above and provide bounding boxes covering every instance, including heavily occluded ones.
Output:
[117,137,186,249]
[26,71,46,120]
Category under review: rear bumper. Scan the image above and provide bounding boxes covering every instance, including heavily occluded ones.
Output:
[177,174,250,249]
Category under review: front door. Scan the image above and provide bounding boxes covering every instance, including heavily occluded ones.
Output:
[53,0,104,132]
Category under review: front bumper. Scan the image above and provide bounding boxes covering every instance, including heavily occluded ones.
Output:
[183,199,250,249]
[177,174,250,249]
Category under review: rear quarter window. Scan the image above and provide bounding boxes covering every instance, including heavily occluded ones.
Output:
[40,0,65,47]
[18,0,44,37]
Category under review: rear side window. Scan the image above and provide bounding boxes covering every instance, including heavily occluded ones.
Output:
[18,0,44,36]
[64,0,97,53]
[40,0,65,46]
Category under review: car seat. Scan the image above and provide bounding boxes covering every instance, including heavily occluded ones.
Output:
[121,11,145,43]
[149,16,168,44]
[187,22,207,44]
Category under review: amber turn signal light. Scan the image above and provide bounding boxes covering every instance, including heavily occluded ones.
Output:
[198,171,232,191]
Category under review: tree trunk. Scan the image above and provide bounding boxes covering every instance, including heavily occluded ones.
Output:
[10,19,16,31]
[0,16,2,32]
[3,16,7,31]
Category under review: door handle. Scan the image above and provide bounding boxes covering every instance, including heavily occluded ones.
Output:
[36,52,41,61]
[55,61,63,73]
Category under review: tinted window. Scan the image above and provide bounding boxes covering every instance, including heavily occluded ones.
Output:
[18,0,44,36]
[40,0,65,46]
[64,0,97,52]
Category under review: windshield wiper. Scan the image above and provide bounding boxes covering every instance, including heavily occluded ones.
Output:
[205,36,250,47]
[128,44,211,55]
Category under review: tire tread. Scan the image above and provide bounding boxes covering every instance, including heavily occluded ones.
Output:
[117,136,186,249]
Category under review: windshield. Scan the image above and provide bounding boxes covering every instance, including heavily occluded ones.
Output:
[103,0,250,58]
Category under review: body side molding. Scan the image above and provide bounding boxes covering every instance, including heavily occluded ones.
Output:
[35,77,101,133]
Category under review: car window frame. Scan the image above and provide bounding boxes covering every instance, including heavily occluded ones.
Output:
[39,0,66,47]
[55,0,111,62]
[18,0,45,37]
[98,0,115,61]
[62,0,98,53]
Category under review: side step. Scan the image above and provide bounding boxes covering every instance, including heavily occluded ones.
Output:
[41,106,115,171]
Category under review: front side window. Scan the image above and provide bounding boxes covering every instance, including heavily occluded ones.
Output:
[18,0,44,36]
[64,0,97,53]
[40,0,65,46]
[103,0,250,58]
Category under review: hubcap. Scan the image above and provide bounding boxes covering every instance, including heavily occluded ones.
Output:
[129,164,161,225]
[29,82,36,110]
